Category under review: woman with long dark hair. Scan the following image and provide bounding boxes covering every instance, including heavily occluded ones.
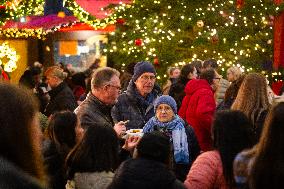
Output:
[43,111,83,189]
[234,102,284,189]
[65,124,119,189]
[184,110,254,189]
[0,83,45,188]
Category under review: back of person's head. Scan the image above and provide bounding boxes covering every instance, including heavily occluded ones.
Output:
[66,124,119,179]
[213,110,254,188]
[19,70,35,89]
[199,68,216,85]
[29,66,42,76]
[47,111,78,149]
[107,157,177,189]
[0,83,45,182]
[191,60,202,75]
[91,67,120,90]
[250,102,284,189]
[179,63,196,83]
[203,59,218,70]
[125,62,136,75]
[71,72,86,88]
[45,66,68,81]
[136,131,171,164]
[231,73,269,124]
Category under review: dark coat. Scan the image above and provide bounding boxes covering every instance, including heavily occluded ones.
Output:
[75,93,114,129]
[107,158,185,189]
[178,79,216,152]
[42,140,69,189]
[169,79,191,111]
[0,156,43,189]
[112,80,161,129]
[44,82,77,117]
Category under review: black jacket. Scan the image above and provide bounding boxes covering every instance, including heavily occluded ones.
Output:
[107,158,185,189]
[75,93,114,129]
[42,140,70,189]
[44,82,77,117]
[112,80,161,129]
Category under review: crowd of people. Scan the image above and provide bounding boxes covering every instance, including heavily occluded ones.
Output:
[0,58,283,189]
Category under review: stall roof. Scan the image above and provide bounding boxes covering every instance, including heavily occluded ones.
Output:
[1,0,131,32]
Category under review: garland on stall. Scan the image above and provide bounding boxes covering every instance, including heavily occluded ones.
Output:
[0,0,125,39]
[0,42,19,72]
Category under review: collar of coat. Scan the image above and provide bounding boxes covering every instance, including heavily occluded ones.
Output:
[48,82,67,98]
[125,79,161,102]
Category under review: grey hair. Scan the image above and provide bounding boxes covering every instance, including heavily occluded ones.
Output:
[91,67,120,89]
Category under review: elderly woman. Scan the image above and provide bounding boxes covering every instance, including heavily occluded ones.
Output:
[226,66,242,83]
[143,95,200,182]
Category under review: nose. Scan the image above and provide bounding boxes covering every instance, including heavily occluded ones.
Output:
[161,109,167,113]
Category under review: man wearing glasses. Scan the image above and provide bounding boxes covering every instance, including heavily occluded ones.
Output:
[112,61,162,129]
[75,67,126,136]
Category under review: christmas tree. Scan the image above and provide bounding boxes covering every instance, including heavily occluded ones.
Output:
[106,0,284,83]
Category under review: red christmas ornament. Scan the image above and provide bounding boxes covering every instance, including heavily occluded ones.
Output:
[0,5,5,15]
[116,18,125,25]
[211,35,219,44]
[236,0,244,9]
[135,38,142,46]
[153,57,160,68]
[154,57,159,65]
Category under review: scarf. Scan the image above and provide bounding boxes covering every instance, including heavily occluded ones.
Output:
[143,115,189,164]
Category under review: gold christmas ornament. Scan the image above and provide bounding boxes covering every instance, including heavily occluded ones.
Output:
[197,20,204,27]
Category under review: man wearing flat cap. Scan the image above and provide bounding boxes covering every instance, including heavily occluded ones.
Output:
[112,61,161,129]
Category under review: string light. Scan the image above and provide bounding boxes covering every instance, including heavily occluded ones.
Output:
[106,0,284,81]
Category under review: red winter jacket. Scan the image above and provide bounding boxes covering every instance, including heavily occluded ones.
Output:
[178,79,216,151]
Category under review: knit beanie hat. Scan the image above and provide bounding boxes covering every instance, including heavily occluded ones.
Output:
[132,61,156,81]
[154,95,177,114]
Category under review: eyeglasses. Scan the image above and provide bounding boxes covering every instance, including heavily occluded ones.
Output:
[106,84,122,91]
[156,106,173,113]
[214,77,221,81]
[139,75,156,81]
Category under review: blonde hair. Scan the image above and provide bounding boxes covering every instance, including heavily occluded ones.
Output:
[227,66,242,81]
[45,66,68,81]
[231,73,270,125]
